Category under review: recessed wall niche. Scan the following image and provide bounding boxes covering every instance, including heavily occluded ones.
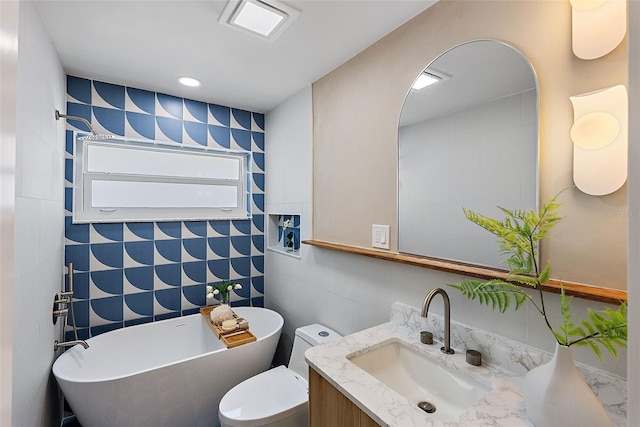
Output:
[267,214,301,258]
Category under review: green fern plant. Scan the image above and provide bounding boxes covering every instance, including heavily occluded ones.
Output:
[448,194,627,361]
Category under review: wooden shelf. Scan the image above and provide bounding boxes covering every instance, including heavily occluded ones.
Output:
[302,240,627,305]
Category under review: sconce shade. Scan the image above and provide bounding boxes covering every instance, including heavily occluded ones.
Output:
[570,85,627,196]
[570,112,619,149]
[570,0,626,60]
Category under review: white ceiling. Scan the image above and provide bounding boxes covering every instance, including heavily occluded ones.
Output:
[36,0,436,113]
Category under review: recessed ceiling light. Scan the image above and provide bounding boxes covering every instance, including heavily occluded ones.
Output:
[412,72,441,90]
[219,0,299,41]
[178,76,201,87]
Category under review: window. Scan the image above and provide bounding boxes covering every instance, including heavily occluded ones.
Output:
[73,135,251,223]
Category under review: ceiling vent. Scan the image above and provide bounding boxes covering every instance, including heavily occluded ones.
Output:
[219,0,299,41]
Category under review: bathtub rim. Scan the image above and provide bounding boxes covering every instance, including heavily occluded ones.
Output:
[53,306,284,384]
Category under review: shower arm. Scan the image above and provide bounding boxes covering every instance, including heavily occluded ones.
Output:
[55,110,98,135]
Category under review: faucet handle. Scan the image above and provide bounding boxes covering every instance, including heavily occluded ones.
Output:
[466,349,482,365]
[52,293,69,325]
[53,308,68,319]
[420,331,434,345]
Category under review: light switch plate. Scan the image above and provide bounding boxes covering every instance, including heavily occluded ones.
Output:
[372,224,390,249]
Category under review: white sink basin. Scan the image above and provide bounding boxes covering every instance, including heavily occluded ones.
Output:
[347,339,493,422]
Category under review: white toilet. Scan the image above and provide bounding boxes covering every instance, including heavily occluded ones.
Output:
[219,324,342,427]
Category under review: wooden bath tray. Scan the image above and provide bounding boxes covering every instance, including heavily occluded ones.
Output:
[200,306,256,348]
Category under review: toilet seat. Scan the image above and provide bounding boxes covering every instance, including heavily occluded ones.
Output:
[219,365,309,427]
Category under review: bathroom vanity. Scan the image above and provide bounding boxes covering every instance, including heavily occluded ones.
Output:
[309,368,379,427]
[306,303,626,427]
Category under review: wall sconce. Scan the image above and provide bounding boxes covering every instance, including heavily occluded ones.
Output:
[570,0,626,60]
[570,84,627,196]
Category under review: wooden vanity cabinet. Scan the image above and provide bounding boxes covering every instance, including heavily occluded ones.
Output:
[309,368,380,427]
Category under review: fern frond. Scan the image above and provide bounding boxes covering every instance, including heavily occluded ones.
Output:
[558,288,571,344]
[563,300,628,361]
[537,264,551,285]
[450,191,628,363]
[448,279,529,313]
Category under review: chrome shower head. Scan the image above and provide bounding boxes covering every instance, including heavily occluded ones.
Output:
[77,134,114,141]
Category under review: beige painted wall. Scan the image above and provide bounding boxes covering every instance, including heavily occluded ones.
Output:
[313,0,628,291]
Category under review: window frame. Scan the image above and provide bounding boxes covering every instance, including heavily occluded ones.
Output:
[72,134,251,223]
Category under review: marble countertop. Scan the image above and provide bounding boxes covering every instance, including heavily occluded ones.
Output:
[306,321,530,426]
[305,303,626,427]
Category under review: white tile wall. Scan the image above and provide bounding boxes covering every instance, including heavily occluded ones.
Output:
[0,1,19,424]
[12,1,66,425]
[264,84,313,226]
[264,85,626,379]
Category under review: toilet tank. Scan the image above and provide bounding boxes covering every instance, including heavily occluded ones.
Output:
[288,324,341,381]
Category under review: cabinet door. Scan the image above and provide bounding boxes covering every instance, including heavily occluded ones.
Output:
[309,368,381,427]
[309,368,360,427]
[360,411,379,427]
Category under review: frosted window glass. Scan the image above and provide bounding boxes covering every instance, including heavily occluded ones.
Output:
[91,181,238,208]
[87,145,240,179]
[74,137,249,222]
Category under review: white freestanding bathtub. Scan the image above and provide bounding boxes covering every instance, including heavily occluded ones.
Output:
[53,307,283,427]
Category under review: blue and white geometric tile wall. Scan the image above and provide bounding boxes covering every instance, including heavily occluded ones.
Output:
[63,76,265,339]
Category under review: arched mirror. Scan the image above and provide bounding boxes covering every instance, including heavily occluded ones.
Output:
[398,40,539,269]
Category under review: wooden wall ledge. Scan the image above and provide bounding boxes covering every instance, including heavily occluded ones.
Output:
[302,240,627,305]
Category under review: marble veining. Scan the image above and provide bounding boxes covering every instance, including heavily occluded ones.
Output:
[305,302,626,426]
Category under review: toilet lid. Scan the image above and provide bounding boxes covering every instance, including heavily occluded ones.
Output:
[219,365,309,427]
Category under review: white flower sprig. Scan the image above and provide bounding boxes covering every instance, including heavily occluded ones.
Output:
[206,280,242,304]
[282,218,293,232]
